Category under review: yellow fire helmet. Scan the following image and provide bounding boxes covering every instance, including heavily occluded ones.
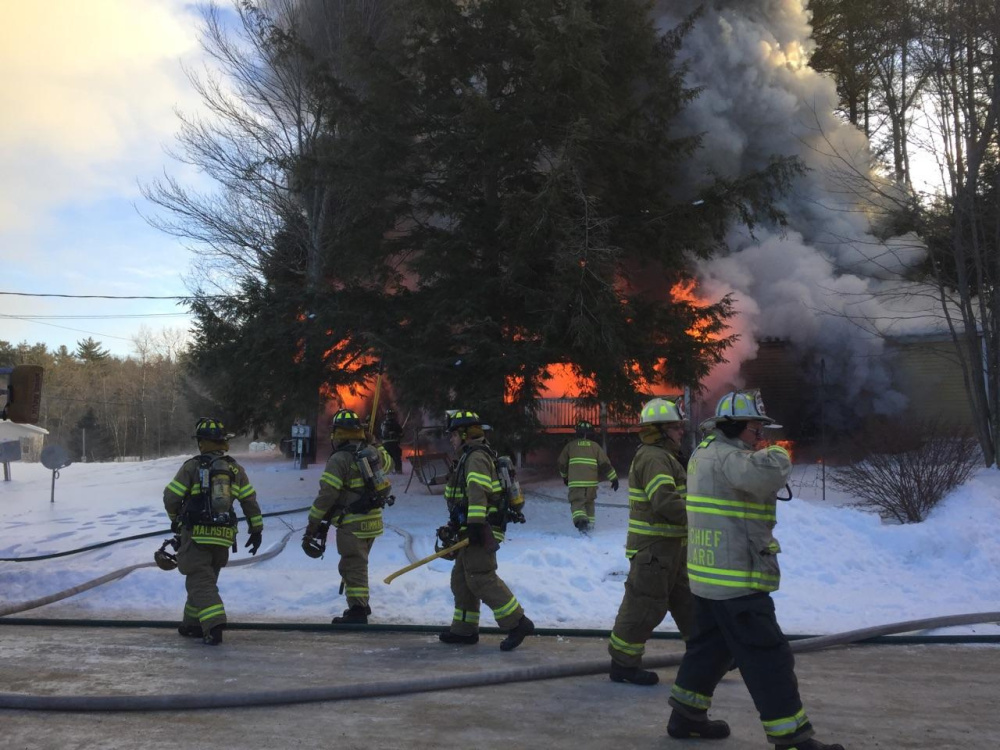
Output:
[639,397,685,425]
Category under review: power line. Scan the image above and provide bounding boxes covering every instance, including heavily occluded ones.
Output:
[0,291,235,300]
[0,313,191,321]
[0,317,143,342]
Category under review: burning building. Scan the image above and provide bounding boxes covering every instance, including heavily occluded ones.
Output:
[316,1,963,455]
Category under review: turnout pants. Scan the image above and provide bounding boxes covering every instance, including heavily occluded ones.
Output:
[383,441,404,474]
[567,486,597,527]
[448,543,524,635]
[608,538,694,667]
[336,528,375,609]
[177,536,230,635]
[669,593,814,746]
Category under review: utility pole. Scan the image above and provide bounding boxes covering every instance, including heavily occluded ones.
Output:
[820,358,826,502]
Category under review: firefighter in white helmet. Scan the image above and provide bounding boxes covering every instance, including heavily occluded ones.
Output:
[666,389,844,750]
[607,397,694,685]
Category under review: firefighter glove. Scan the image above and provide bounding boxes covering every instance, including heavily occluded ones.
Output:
[170,518,183,534]
[611,478,619,492]
[562,477,568,486]
[245,530,262,555]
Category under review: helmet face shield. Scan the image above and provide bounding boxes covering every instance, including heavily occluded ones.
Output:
[154,549,178,570]
[154,537,180,570]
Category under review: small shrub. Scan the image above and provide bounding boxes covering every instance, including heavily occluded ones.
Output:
[831,419,982,523]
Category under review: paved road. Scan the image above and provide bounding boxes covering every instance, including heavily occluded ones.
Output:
[0,624,995,749]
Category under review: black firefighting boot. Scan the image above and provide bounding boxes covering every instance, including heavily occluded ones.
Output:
[499,615,535,651]
[777,739,845,750]
[667,708,731,739]
[177,625,202,638]
[332,605,370,624]
[609,661,659,686]
[439,630,479,645]
[202,624,224,646]
[574,518,589,534]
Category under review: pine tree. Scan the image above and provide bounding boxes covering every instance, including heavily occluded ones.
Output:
[376,0,798,441]
[74,338,111,364]
[174,0,801,446]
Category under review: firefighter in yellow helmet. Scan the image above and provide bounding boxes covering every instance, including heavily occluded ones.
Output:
[301,409,394,624]
[608,397,694,685]
[162,418,263,645]
[666,390,844,750]
[438,410,534,651]
[557,419,618,533]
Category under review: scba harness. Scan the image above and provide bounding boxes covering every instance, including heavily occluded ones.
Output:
[437,444,525,557]
[343,443,395,514]
[180,454,239,529]
[303,443,396,559]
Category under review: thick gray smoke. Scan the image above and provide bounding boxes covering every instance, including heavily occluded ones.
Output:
[655,0,941,418]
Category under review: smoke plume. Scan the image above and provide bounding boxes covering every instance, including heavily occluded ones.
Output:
[655,0,941,419]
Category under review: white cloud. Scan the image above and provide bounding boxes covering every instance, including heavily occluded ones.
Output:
[0,0,204,229]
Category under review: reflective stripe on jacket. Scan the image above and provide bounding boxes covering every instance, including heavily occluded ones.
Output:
[444,438,506,543]
[685,431,791,599]
[307,443,384,540]
[162,451,263,547]
[624,437,687,558]
[557,439,617,488]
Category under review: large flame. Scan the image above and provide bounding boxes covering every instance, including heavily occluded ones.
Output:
[670,279,724,342]
[315,336,381,428]
[537,363,595,399]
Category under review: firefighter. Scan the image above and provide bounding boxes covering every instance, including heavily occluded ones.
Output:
[607,397,694,685]
[438,409,534,651]
[302,409,392,624]
[557,419,618,532]
[666,390,844,750]
[163,418,263,645]
[380,409,405,474]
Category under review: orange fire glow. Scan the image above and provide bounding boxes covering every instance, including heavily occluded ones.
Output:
[670,280,723,342]
[315,337,380,427]
[537,363,596,399]
[774,440,795,462]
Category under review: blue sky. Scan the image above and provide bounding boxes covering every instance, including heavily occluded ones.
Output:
[0,0,218,356]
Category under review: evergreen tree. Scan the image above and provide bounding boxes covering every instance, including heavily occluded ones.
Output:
[171,0,801,447]
[375,0,798,441]
[74,337,111,364]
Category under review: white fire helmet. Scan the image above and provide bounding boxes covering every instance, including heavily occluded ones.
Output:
[702,389,782,429]
[639,397,685,425]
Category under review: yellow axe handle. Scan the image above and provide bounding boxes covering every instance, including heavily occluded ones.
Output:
[383,538,470,584]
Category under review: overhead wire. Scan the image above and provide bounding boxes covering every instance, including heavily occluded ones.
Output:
[0,291,235,300]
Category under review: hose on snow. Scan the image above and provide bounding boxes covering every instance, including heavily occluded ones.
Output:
[0,504,312,563]
[0,528,298,618]
[0,481,578,563]
[0,611,996,712]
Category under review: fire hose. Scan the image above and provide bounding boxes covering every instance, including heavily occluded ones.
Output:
[0,612,996,711]
[0,523,420,619]
[0,528,298,619]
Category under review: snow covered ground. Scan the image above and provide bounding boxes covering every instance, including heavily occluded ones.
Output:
[1,449,998,635]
